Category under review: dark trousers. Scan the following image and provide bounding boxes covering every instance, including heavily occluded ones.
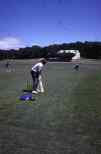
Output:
[30,70,39,91]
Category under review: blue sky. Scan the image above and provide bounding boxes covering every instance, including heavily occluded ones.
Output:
[0,0,100,49]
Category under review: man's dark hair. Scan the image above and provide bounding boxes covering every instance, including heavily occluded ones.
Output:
[40,58,47,65]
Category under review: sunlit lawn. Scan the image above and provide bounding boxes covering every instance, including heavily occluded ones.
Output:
[0,59,101,154]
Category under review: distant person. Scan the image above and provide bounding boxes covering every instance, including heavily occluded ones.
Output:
[30,58,47,94]
[5,61,10,69]
[74,64,79,71]
[5,61,12,72]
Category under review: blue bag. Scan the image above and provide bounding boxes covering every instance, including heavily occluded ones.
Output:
[20,93,32,101]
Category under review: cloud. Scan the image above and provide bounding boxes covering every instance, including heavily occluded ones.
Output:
[0,37,26,50]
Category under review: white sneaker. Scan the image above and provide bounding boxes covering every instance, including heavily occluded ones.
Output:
[32,90,38,94]
[40,90,44,93]
[36,89,44,93]
[36,89,41,93]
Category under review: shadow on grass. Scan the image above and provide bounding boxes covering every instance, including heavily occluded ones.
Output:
[22,89,32,93]
[19,98,36,101]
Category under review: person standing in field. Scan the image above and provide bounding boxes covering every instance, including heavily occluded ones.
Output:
[5,61,10,69]
[74,64,79,71]
[30,58,47,94]
[5,61,12,72]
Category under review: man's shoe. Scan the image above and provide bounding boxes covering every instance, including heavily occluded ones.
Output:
[32,90,38,94]
[36,89,44,93]
[36,89,41,93]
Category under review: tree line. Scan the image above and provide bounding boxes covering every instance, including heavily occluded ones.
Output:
[0,41,101,60]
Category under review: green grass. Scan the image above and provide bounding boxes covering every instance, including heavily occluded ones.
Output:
[0,59,101,153]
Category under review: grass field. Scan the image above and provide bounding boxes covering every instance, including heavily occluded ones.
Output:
[0,59,101,154]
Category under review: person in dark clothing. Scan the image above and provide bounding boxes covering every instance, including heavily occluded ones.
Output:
[5,61,10,69]
[74,64,79,71]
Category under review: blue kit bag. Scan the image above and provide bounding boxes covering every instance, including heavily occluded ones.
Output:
[20,93,32,101]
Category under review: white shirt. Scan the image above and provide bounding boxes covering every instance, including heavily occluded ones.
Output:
[31,62,44,73]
